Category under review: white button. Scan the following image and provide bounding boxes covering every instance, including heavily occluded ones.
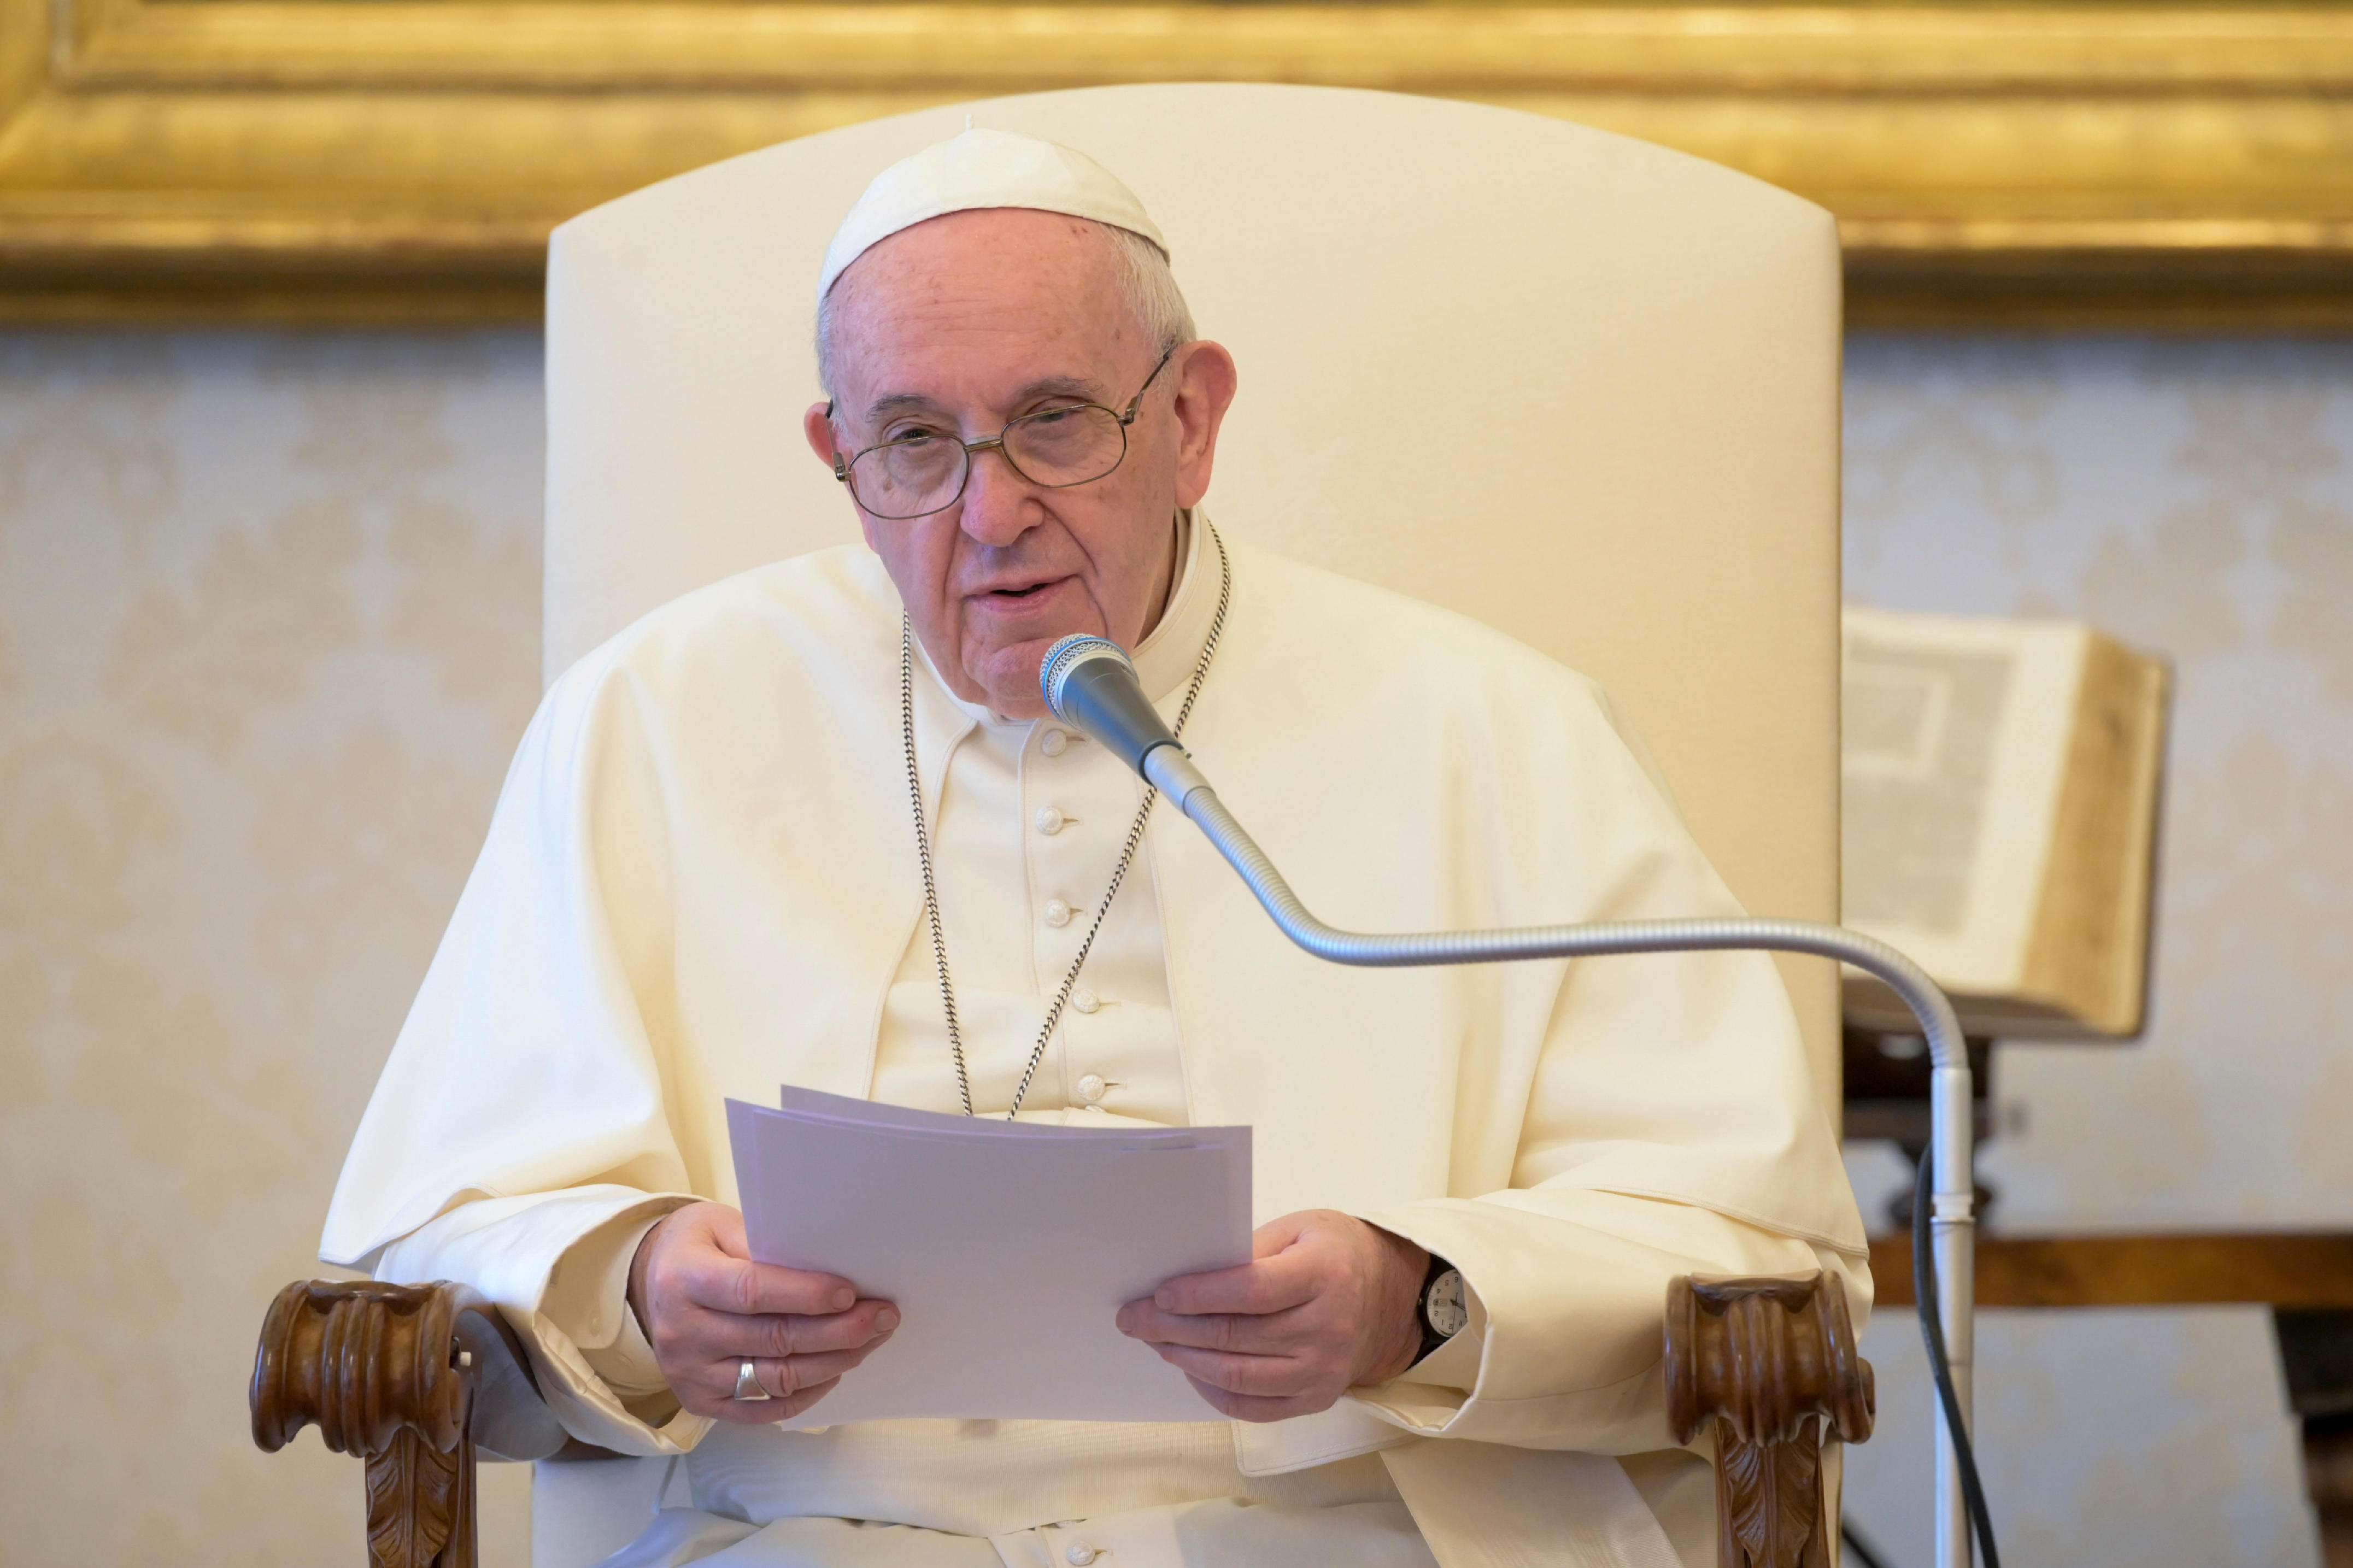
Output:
[1077,1073,1107,1103]
[1065,1545,1098,1566]
[1041,729,1070,757]
[1043,898,1073,928]
[1071,989,1100,1014]
[1035,806,1066,835]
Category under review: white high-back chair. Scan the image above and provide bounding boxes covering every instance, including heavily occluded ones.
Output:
[532,81,1842,1566]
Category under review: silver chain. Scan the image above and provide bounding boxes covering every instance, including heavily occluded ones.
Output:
[900,521,1231,1119]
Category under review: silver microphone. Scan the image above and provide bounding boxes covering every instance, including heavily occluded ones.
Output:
[1039,635,1213,807]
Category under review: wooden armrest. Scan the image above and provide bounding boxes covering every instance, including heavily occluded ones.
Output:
[1665,1272,1875,1568]
[257,1270,1872,1568]
[252,1279,570,1568]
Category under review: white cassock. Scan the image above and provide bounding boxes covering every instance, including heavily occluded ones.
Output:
[322,515,1869,1568]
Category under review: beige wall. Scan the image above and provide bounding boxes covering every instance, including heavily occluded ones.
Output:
[0,331,543,1564]
[1,328,2348,1566]
[1839,335,2353,1567]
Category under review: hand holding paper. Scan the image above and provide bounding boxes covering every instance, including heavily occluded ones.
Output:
[628,1201,900,1424]
[1115,1207,1430,1422]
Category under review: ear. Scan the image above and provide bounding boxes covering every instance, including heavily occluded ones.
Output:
[807,402,884,552]
[1168,342,1239,512]
[804,401,842,469]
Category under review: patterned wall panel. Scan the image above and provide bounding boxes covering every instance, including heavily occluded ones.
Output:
[0,331,545,1564]
[1841,335,2353,1568]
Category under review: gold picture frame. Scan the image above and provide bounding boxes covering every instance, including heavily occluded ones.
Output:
[4,0,2350,327]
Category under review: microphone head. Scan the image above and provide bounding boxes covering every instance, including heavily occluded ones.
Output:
[1040,634,1135,726]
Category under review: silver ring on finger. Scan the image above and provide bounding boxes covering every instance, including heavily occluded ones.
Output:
[731,1359,772,1402]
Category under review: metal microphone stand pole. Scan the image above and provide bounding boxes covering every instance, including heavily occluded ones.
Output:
[1141,747,1979,1568]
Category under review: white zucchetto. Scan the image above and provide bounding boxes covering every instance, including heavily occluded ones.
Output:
[818,127,1169,303]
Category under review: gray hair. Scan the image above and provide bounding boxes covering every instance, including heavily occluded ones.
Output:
[817,220,1196,404]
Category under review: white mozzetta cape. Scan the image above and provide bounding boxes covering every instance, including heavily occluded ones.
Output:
[323,537,1867,1561]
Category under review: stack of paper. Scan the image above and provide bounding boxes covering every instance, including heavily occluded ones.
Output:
[726,1088,1252,1428]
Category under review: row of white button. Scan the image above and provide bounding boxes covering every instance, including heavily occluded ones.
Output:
[1039,723,1112,1118]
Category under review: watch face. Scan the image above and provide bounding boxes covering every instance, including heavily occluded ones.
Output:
[1424,1269,1469,1338]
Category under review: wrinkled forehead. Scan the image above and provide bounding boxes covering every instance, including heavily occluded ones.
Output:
[826,210,1143,395]
[832,207,1128,316]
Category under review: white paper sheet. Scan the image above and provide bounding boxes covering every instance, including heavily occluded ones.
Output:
[726,1089,1251,1426]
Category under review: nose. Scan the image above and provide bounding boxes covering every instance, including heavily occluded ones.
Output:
[955,443,1042,548]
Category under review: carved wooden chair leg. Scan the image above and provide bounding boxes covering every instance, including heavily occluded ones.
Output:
[1665,1272,1876,1568]
[2276,1309,2353,1568]
[253,1279,566,1568]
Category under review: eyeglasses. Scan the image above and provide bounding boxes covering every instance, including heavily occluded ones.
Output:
[831,347,1178,521]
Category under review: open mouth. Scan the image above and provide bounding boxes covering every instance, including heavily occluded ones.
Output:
[966,573,1075,617]
[977,577,1066,604]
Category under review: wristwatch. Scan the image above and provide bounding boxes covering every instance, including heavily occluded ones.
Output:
[1415,1254,1469,1363]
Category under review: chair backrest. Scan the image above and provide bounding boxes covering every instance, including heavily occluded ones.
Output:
[543,82,1843,1095]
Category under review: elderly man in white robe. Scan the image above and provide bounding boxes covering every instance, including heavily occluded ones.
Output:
[324,129,1868,1568]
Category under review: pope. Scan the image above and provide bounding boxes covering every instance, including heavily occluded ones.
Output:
[323,128,1868,1567]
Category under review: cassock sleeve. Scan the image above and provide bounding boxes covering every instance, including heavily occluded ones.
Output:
[1346,686,1870,1456]
[319,655,716,1456]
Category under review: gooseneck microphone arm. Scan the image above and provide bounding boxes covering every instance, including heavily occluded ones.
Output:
[1041,633,1994,1568]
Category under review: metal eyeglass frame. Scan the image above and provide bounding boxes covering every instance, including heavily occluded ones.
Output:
[829,345,1178,520]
